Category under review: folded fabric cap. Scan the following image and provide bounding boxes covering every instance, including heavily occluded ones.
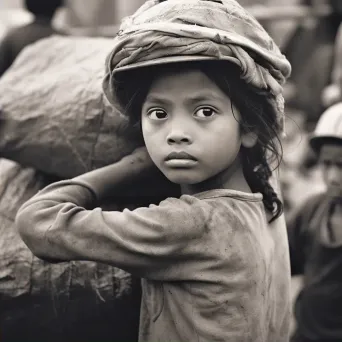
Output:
[103,0,291,133]
[111,55,239,72]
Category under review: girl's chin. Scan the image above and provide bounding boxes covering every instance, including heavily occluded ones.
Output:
[163,170,207,186]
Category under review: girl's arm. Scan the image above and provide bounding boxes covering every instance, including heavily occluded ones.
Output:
[71,147,154,199]
[16,148,207,280]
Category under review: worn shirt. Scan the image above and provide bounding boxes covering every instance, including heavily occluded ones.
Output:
[16,180,291,342]
[288,193,342,340]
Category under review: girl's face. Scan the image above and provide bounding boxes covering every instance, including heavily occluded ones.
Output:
[141,69,247,186]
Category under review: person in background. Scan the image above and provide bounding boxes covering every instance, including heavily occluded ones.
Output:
[0,0,62,77]
[284,0,342,131]
[321,1,342,108]
[288,103,342,342]
[15,1,291,341]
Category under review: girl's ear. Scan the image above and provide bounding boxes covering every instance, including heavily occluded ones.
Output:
[241,132,258,148]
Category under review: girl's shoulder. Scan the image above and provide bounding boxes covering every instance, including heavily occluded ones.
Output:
[155,189,263,212]
[154,189,264,228]
[191,189,263,202]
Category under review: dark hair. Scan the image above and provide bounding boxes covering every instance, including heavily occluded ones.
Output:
[113,61,283,222]
[25,0,63,18]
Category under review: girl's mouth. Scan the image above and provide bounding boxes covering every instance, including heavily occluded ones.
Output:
[165,159,198,168]
[165,151,197,161]
[165,151,198,168]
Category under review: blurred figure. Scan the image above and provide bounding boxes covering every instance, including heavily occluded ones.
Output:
[0,0,63,77]
[287,103,342,342]
[284,0,342,131]
[54,0,148,38]
[321,10,342,108]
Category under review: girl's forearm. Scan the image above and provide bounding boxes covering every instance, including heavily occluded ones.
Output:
[73,147,153,199]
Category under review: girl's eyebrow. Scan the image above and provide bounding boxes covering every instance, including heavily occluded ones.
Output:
[185,93,224,105]
[144,92,225,106]
[144,95,172,106]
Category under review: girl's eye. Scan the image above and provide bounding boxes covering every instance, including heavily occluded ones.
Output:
[147,109,168,120]
[194,107,217,118]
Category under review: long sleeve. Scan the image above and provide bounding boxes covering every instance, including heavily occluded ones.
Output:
[16,180,207,280]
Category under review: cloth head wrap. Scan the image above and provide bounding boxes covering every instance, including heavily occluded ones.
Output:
[103,0,291,134]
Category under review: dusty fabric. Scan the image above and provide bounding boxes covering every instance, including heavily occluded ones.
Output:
[103,0,291,133]
[0,34,177,341]
[0,36,138,178]
[17,180,291,342]
[0,158,141,342]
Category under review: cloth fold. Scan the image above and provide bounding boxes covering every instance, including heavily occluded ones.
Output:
[103,0,291,133]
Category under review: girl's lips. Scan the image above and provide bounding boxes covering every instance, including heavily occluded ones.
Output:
[164,159,198,167]
[165,151,197,161]
[165,151,198,167]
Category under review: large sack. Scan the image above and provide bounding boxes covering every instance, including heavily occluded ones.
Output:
[0,158,141,342]
[0,36,177,341]
[0,36,128,178]
[0,34,178,196]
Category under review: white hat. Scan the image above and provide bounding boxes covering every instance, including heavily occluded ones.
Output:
[310,102,342,150]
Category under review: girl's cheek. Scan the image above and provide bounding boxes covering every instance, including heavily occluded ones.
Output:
[142,122,161,144]
[141,117,150,134]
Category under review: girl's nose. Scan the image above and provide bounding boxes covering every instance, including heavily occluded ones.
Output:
[166,128,192,145]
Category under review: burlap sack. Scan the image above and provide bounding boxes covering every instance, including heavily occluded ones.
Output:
[0,35,177,341]
[0,35,139,178]
[0,34,177,198]
[0,158,141,341]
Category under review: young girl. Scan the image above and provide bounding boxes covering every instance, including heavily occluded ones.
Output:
[16,1,292,341]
